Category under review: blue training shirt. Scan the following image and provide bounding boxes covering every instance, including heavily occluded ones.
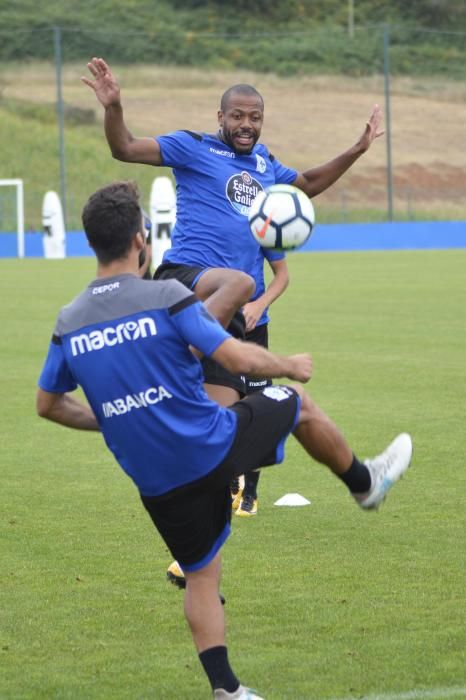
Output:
[38,274,238,497]
[156,131,297,274]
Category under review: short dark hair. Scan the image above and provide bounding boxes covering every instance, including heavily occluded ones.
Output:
[220,84,264,112]
[82,181,142,265]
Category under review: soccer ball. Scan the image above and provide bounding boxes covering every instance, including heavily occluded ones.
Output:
[248,184,315,250]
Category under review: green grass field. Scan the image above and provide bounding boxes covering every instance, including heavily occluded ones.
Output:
[1,250,465,700]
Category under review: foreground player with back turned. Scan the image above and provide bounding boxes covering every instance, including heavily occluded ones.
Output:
[37,182,413,700]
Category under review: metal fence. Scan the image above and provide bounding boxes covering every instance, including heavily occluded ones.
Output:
[0,23,465,231]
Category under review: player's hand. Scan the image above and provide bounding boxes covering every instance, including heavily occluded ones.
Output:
[287,353,313,383]
[243,300,266,332]
[357,104,385,152]
[81,57,121,108]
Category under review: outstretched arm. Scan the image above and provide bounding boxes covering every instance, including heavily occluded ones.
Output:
[81,57,162,165]
[212,337,312,384]
[293,104,384,198]
[37,388,100,431]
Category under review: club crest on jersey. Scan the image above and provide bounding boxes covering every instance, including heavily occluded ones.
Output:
[256,154,266,173]
[225,171,264,216]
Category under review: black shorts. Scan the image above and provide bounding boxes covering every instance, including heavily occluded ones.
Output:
[245,323,272,394]
[140,386,300,572]
[153,261,206,289]
[201,356,247,396]
[154,262,247,395]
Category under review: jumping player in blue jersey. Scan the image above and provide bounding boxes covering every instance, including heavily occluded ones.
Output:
[37,182,412,700]
[82,56,384,407]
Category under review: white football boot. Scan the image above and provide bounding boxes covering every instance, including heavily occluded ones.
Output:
[354,433,413,509]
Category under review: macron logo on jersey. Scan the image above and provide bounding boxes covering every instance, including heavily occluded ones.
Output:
[102,386,173,418]
[209,147,235,158]
[70,317,157,356]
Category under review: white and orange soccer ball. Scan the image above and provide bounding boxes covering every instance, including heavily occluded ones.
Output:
[248,184,315,250]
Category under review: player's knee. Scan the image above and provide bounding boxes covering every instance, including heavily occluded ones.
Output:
[184,555,222,591]
[294,387,317,424]
[232,271,255,304]
[195,268,255,303]
[220,268,254,300]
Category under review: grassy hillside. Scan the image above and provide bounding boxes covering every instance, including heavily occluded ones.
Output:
[0,108,167,231]
[1,63,465,230]
[1,2,464,230]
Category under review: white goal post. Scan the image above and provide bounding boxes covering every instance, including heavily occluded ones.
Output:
[0,179,25,258]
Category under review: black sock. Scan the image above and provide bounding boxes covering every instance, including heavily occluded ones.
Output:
[199,645,240,693]
[244,469,260,499]
[339,454,372,493]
